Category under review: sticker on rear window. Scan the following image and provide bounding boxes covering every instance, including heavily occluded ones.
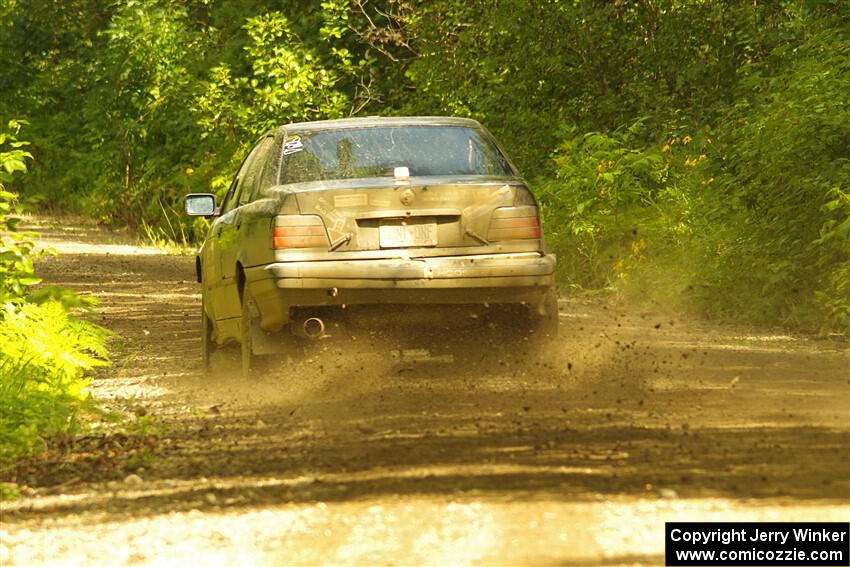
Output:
[283,135,303,156]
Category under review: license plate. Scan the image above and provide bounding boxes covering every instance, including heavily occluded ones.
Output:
[379,218,438,248]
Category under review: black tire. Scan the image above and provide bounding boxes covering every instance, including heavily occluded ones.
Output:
[532,288,560,342]
[505,290,560,363]
[201,303,215,373]
[240,292,258,378]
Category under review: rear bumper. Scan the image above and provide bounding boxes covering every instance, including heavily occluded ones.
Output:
[257,252,555,288]
[244,252,556,330]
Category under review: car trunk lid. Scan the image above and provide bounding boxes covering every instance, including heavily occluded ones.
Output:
[288,176,533,254]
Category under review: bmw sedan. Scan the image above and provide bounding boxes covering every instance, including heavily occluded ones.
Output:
[185,116,557,375]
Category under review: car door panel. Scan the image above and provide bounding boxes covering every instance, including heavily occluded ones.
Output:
[215,136,275,321]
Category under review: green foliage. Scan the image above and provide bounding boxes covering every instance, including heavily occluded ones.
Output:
[396,0,767,174]
[688,17,850,332]
[195,10,349,140]
[0,301,109,462]
[0,120,38,305]
[0,121,109,465]
[0,0,846,333]
[538,120,676,288]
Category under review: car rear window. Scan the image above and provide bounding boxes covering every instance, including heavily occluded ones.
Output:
[279,125,513,184]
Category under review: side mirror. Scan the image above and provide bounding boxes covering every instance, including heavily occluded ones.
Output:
[184,193,217,217]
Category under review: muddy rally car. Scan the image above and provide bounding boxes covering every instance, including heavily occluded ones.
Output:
[185,117,557,374]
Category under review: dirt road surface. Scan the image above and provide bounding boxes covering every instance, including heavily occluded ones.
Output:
[1,219,848,566]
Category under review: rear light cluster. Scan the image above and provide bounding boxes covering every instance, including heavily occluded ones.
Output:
[273,215,329,249]
[488,206,542,241]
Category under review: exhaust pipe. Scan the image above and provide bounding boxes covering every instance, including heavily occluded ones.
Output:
[301,317,325,339]
[290,315,327,340]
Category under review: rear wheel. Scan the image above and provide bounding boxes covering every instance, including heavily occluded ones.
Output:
[240,292,259,378]
[505,289,558,363]
[201,301,215,373]
[531,288,559,342]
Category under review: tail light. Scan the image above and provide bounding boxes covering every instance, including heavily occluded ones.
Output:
[272,215,329,249]
[487,206,542,240]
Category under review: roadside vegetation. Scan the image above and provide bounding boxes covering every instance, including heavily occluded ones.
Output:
[0,121,108,477]
[0,0,847,333]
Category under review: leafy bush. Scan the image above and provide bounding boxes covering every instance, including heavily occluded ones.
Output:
[537,120,681,289]
[0,302,108,461]
[0,121,109,465]
[537,16,850,334]
[689,21,850,332]
[195,11,349,141]
[0,120,38,305]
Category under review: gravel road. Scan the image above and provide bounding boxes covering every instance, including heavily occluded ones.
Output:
[1,219,848,566]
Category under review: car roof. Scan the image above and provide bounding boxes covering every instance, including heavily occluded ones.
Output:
[272,116,483,135]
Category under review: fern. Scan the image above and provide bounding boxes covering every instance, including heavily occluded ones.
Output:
[0,302,109,462]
